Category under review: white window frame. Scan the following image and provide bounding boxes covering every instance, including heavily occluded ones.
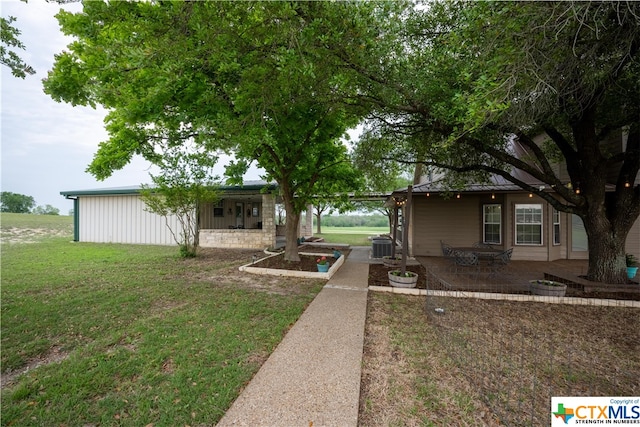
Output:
[483,204,502,245]
[515,203,543,245]
[553,209,561,245]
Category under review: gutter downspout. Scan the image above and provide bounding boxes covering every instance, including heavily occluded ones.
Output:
[65,196,79,242]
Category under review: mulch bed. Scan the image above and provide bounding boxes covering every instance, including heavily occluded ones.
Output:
[252,254,328,271]
[250,250,638,300]
[368,264,639,299]
[251,246,350,271]
[368,264,429,289]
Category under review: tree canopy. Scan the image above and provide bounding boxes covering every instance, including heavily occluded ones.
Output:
[346,1,640,283]
[44,1,366,261]
[1,192,36,213]
[1,15,35,78]
[41,1,638,278]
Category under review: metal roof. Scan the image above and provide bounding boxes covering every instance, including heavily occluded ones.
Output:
[60,180,278,197]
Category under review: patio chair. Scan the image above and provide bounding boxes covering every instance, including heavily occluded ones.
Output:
[441,240,454,257]
[441,240,455,264]
[453,250,479,276]
[489,248,513,275]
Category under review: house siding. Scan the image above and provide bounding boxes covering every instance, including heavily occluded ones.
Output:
[410,192,585,261]
[78,195,182,245]
[411,195,483,257]
[625,217,640,260]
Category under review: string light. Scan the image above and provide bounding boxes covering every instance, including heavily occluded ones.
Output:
[456,193,461,199]
[528,193,533,198]
[491,193,495,200]
[624,176,631,188]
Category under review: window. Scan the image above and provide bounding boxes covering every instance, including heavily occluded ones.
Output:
[213,200,224,217]
[483,204,502,244]
[553,209,561,245]
[515,204,542,245]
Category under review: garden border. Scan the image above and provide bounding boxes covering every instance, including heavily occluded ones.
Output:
[239,251,346,280]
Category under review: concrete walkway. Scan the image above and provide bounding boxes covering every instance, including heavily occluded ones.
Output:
[217,247,373,427]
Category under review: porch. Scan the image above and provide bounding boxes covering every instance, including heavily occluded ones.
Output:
[370,256,639,302]
[198,189,312,250]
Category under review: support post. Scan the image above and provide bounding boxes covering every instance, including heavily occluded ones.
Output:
[401,185,412,275]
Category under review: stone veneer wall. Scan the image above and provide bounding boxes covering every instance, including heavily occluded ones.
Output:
[199,194,276,250]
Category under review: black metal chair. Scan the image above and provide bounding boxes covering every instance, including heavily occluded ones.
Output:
[453,250,479,277]
[441,240,454,257]
[489,248,513,275]
[441,240,456,266]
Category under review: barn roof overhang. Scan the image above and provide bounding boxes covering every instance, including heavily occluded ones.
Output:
[60,180,278,199]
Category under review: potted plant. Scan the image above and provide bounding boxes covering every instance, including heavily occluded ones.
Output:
[388,270,418,288]
[316,256,330,273]
[529,279,567,297]
[626,254,638,279]
[382,255,402,268]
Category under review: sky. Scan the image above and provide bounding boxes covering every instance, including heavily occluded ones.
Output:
[1,0,264,215]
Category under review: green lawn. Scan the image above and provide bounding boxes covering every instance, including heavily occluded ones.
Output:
[315,226,389,246]
[1,214,323,426]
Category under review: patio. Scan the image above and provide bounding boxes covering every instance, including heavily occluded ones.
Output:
[413,257,639,301]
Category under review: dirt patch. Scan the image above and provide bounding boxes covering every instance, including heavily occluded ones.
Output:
[368,264,429,288]
[178,248,328,296]
[1,227,71,244]
[1,346,69,389]
[251,254,333,271]
[249,245,350,272]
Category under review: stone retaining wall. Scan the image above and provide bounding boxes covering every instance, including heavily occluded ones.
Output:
[199,229,274,249]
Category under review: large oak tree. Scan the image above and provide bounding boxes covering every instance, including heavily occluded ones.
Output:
[343,1,640,283]
[43,1,364,261]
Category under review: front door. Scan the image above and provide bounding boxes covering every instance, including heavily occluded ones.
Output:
[235,203,244,229]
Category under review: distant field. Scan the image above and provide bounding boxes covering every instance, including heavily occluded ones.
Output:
[1,213,73,243]
[314,226,389,246]
[317,226,388,235]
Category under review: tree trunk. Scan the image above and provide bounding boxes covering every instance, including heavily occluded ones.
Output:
[316,212,322,234]
[283,198,301,262]
[583,216,628,283]
[570,113,639,284]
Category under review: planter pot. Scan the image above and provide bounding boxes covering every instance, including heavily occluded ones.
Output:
[317,263,330,273]
[388,270,418,288]
[382,256,402,268]
[627,267,638,279]
[529,280,567,297]
[333,250,342,259]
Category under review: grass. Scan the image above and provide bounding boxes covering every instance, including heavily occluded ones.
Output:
[1,214,323,426]
[360,293,640,426]
[315,226,389,246]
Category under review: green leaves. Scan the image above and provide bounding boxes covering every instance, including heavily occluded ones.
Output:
[1,15,35,78]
